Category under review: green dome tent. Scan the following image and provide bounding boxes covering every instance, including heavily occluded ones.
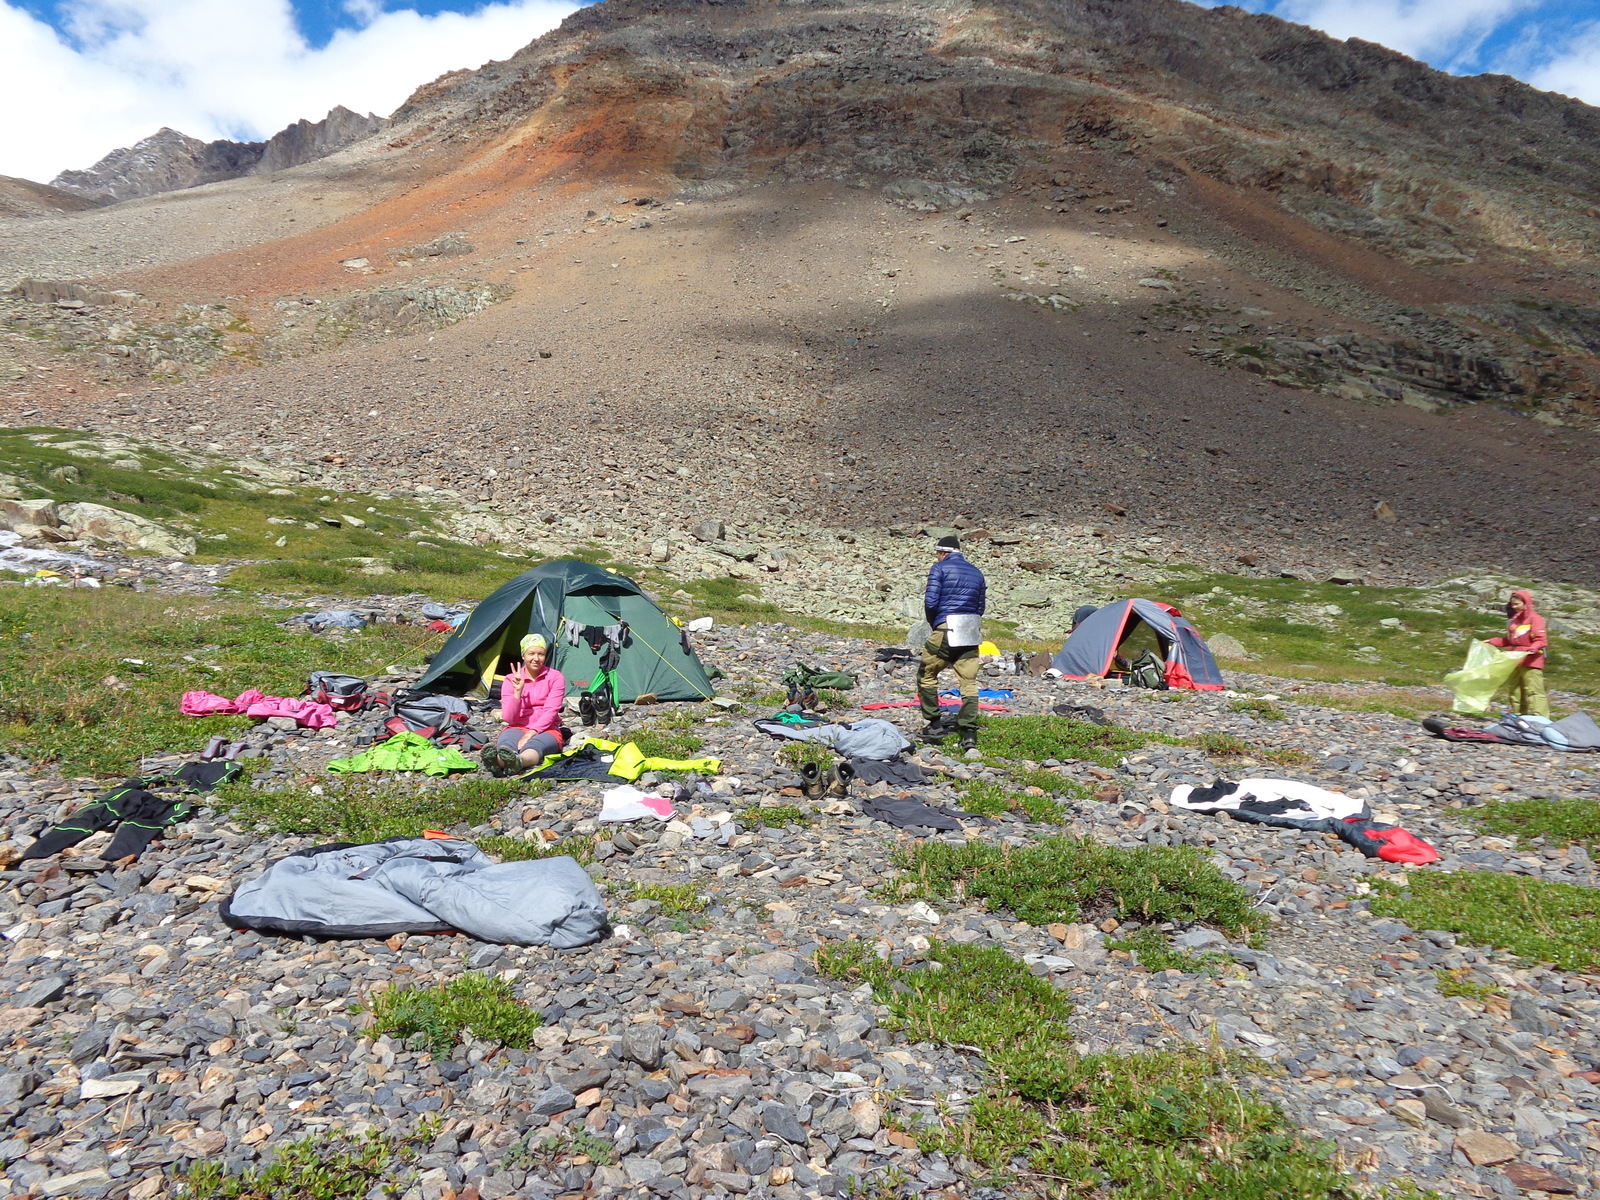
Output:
[414,560,716,702]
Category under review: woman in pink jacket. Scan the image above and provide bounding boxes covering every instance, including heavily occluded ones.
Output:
[483,634,567,775]
[1486,589,1550,718]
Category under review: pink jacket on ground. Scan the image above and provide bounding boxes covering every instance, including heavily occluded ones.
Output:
[1486,589,1548,670]
[500,667,566,733]
[181,688,337,729]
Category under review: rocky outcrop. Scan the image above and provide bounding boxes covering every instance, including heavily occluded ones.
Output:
[254,105,388,175]
[54,502,196,557]
[49,107,387,203]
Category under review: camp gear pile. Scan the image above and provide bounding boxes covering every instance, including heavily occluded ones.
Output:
[182,688,338,728]
[1423,711,1600,751]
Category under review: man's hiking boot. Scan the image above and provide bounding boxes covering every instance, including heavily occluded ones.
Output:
[578,694,598,727]
[799,762,829,800]
[825,761,856,798]
[958,731,978,752]
[920,718,952,742]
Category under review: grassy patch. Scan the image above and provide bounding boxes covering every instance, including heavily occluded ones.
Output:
[479,834,595,865]
[626,727,707,760]
[661,576,906,643]
[888,837,1259,934]
[218,776,544,841]
[978,715,1174,767]
[0,427,525,601]
[778,741,836,770]
[174,1129,424,1200]
[1371,871,1600,971]
[630,883,706,915]
[1152,568,1600,697]
[956,779,1064,823]
[816,940,1364,1198]
[1190,732,1254,758]
[1434,968,1505,1001]
[1108,927,1231,976]
[0,587,422,775]
[365,973,542,1055]
[1465,798,1600,856]
[739,804,812,828]
[1228,699,1286,721]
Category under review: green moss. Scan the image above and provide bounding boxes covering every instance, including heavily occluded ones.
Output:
[365,973,542,1055]
[977,715,1176,767]
[1465,797,1600,856]
[955,779,1065,823]
[815,941,1383,1198]
[740,804,812,828]
[217,776,545,842]
[479,834,594,865]
[630,883,706,914]
[1434,968,1505,1001]
[887,837,1259,933]
[175,1129,425,1199]
[1228,699,1286,721]
[1371,871,1600,971]
[1108,926,1231,976]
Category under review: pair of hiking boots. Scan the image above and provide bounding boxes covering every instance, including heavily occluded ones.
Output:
[799,761,855,800]
[578,692,615,726]
[920,717,977,752]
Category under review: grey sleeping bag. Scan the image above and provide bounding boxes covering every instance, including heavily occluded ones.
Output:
[220,837,608,947]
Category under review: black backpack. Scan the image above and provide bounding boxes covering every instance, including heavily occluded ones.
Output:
[1125,650,1169,691]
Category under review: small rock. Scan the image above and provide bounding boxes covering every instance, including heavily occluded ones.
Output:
[1453,1130,1519,1166]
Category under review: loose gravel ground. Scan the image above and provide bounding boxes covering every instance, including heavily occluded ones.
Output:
[1,602,1597,1200]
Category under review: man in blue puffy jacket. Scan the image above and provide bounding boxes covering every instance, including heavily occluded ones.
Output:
[918,535,987,750]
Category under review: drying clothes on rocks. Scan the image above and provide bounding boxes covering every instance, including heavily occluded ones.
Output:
[873,647,916,664]
[942,688,1014,701]
[1422,711,1600,751]
[859,794,977,832]
[599,786,677,823]
[23,781,196,865]
[524,738,721,784]
[847,757,930,787]
[181,688,336,729]
[1171,778,1369,828]
[1171,779,1437,865]
[220,837,607,946]
[327,732,479,776]
[752,717,911,760]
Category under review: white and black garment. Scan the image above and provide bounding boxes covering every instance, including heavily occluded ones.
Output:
[1169,778,1369,831]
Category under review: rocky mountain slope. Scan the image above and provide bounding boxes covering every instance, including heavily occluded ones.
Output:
[0,0,1593,610]
[0,177,104,221]
[49,107,388,204]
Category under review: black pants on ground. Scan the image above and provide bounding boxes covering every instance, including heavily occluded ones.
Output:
[21,782,192,864]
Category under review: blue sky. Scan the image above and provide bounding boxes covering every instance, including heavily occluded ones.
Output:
[4,0,1600,183]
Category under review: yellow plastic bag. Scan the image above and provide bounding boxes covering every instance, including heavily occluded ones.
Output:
[978,640,1001,657]
[1444,640,1526,714]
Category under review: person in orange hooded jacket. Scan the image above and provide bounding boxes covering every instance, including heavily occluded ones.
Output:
[1485,589,1549,718]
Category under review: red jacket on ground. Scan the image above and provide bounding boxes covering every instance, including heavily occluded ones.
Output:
[1487,589,1547,670]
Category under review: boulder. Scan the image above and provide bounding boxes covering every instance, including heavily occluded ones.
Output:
[0,498,60,529]
[691,519,725,543]
[1207,633,1254,661]
[56,503,196,556]
[1013,586,1054,609]
[0,474,23,499]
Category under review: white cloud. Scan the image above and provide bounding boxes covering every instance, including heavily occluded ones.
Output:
[1259,0,1542,65]
[1521,21,1600,100]
[0,0,579,183]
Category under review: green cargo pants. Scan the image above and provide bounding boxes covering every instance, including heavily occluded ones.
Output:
[1506,664,1550,718]
[918,626,981,732]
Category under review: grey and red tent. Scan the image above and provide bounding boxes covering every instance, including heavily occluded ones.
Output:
[1050,599,1224,691]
